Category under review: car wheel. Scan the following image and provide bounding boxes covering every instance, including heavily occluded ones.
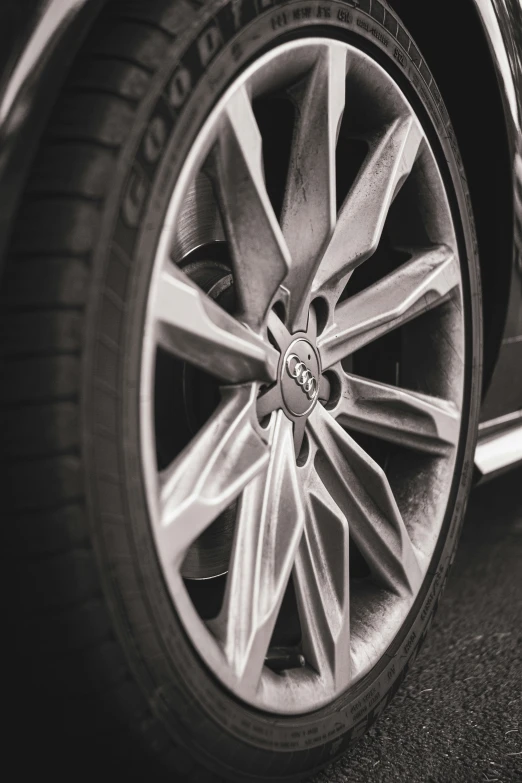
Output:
[2,0,482,779]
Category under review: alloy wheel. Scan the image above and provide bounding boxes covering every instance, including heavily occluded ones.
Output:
[140,38,465,714]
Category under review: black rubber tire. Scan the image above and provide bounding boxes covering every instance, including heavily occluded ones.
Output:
[1,1,482,780]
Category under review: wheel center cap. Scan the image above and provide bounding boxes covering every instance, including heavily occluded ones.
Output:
[281,339,320,417]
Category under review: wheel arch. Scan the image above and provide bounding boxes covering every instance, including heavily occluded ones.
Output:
[388,0,516,398]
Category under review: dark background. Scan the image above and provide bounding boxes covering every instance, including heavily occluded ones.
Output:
[313,468,522,783]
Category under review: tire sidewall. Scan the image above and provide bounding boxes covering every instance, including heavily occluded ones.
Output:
[82,1,482,778]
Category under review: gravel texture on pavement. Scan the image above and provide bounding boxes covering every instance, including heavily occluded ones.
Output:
[313,468,522,783]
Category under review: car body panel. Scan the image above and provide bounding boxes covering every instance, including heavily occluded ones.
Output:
[0,0,520,456]
[474,0,522,422]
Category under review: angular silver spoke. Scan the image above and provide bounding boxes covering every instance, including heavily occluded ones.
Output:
[212,411,306,690]
[314,116,424,294]
[292,415,308,455]
[156,385,269,567]
[153,264,279,383]
[333,372,461,455]
[213,85,291,331]
[281,43,347,330]
[256,384,283,419]
[294,462,351,689]
[319,245,460,369]
[308,404,422,596]
[267,308,291,352]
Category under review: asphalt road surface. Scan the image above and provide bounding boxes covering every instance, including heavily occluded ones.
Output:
[313,467,522,783]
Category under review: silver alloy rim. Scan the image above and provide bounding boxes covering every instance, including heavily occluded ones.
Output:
[140,39,465,714]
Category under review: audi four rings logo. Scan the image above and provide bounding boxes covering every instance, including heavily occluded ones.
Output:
[286,354,319,401]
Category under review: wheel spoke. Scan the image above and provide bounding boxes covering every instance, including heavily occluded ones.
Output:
[333,372,461,455]
[152,264,279,383]
[319,245,460,369]
[308,404,422,596]
[282,43,347,330]
[267,308,291,353]
[294,462,351,688]
[211,411,306,690]
[212,85,292,331]
[156,385,269,566]
[314,116,424,294]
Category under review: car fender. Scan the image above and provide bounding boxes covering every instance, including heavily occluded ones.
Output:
[473,0,522,421]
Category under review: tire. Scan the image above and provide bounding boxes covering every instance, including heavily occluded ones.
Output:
[1,1,482,780]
